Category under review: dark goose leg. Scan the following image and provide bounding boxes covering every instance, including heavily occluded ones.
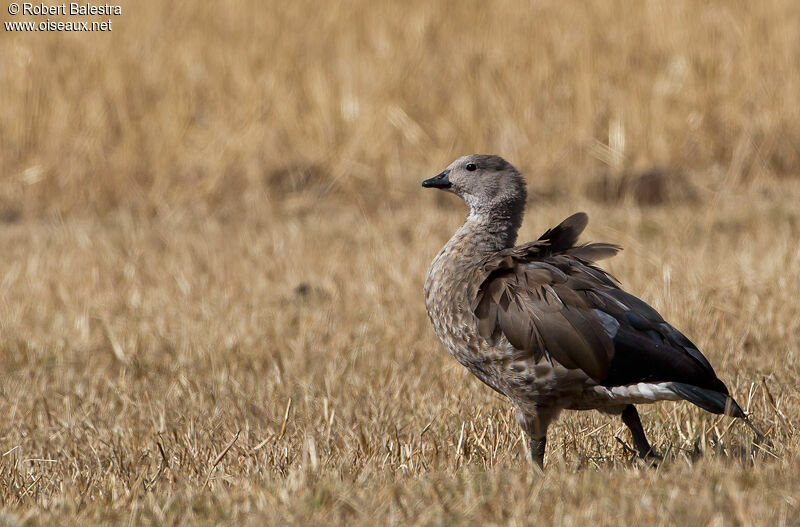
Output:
[530,436,547,468]
[621,405,660,459]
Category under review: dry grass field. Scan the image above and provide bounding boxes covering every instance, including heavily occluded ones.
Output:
[2,0,800,524]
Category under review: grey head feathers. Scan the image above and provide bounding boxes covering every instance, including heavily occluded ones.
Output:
[424,154,528,234]
[423,156,614,260]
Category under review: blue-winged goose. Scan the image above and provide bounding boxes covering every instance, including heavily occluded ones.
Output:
[422,154,766,468]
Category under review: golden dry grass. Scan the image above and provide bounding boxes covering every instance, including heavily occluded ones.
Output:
[1,0,800,524]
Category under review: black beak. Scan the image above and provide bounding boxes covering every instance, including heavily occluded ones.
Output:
[422,170,452,189]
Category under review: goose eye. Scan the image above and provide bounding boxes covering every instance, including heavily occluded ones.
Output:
[465,163,477,171]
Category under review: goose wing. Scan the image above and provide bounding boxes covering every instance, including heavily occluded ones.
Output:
[473,213,726,392]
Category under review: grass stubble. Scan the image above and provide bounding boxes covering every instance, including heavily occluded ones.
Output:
[1,0,799,525]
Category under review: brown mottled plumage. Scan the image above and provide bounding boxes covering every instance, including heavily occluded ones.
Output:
[423,154,767,468]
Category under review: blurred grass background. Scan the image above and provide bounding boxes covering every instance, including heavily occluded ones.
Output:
[1,0,800,525]
[3,0,800,217]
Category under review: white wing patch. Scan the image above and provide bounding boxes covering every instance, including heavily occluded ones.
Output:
[597,382,682,405]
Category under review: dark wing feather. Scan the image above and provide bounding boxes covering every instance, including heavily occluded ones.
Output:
[474,262,615,379]
[474,213,727,391]
[594,287,726,391]
[566,242,623,262]
[537,212,588,251]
